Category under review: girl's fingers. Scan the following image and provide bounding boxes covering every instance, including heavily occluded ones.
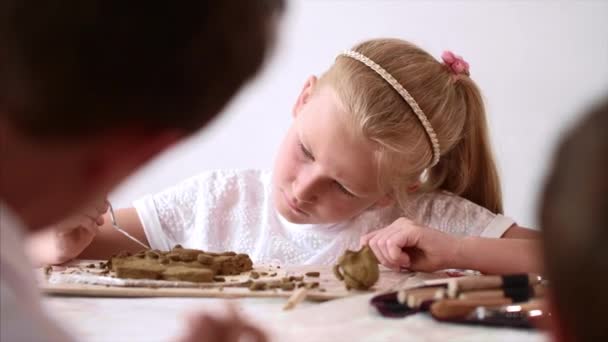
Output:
[368,235,390,267]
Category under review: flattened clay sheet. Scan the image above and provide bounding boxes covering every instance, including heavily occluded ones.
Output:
[38,260,452,300]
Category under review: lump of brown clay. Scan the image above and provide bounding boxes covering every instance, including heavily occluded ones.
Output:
[163,266,214,282]
[109,246,253,283]
[333,246,379,290]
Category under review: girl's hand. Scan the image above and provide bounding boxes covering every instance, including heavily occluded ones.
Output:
[27,198,109,265]
[177,305,266,342]
[360,217,460,272]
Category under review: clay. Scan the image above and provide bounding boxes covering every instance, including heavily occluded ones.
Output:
[109,246,253,283]
[163,266,214,282]
[213,276,226,282]
[305,272,320,277]
[43,265,52,275]
[249,281,267,291]
[281,282,295,291]
[250,271,260,279]
[333,246,379,290]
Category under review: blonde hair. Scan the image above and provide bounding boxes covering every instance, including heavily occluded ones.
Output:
[319,38,503,214]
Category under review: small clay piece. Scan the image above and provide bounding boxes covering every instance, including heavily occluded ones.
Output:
[305,272,320,278]
[304,282,319,289]
[249,281,267,291]
[174,244,183,249]
[289,276,304,282]
[213,276,226,282]
[250,271,260,279]
[297,282,306,288]
[108,246,253,282]
[260,272,268,276]
[269,272,277,277]
[86,263,95,268]
[281,282,295,291]
[333,246,379,290]
[218,286,224,292]
[319,288,327,292]
[43,265,52,275]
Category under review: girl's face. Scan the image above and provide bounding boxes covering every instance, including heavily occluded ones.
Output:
[272,76,394,224]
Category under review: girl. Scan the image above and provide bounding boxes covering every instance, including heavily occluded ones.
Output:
[30,38,539,274]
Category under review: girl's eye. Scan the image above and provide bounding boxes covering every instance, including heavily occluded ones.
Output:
[298,142,314,161]
[334,181,356,198]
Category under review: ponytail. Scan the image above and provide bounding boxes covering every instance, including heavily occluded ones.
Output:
[426,78,503,214]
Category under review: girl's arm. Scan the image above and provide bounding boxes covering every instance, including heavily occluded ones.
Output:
[503,224,540,239]
[453,235,541,274]
[360,218,542,274]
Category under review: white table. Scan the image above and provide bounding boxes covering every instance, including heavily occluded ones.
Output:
[43,294,548,342]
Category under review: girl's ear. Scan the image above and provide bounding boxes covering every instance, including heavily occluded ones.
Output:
[292,75,318,118]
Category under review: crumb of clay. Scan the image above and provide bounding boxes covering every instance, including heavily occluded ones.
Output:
[304,282,319,289]
[213,276,226,282]
[43,265,52,275]
[269,272,277,277]
[108,246,253,282]
[218,286,224,292]
[86,264,95,268]
[250,271,260,279]
[249,281,267,291]
[333,246,379,290]
[280,282,295,291]
[260,272,268,276]
[305,272,320,278]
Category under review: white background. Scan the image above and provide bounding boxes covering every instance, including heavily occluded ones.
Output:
[111,0,608,228]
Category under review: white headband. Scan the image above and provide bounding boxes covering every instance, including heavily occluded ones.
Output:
[338,50,441,167]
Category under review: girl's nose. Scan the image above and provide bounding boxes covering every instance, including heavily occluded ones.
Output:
[292,171,319,203]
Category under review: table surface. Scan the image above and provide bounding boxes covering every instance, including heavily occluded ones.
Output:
[43,293,549,342]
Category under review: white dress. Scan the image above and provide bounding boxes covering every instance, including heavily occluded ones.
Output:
[134,170,514,266]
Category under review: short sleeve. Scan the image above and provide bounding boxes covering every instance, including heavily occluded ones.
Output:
[133,172,213,251]
[402,192,515,238]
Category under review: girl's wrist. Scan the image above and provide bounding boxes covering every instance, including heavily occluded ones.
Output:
[449,235,471,270]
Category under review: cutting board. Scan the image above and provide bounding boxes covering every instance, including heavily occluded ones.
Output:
[38,260,445,301]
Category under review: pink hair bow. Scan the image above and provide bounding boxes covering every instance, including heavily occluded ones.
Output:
[441,51,470,76]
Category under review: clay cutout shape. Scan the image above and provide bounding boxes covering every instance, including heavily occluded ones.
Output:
[333,246,379,290]
[108,245,253,283]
